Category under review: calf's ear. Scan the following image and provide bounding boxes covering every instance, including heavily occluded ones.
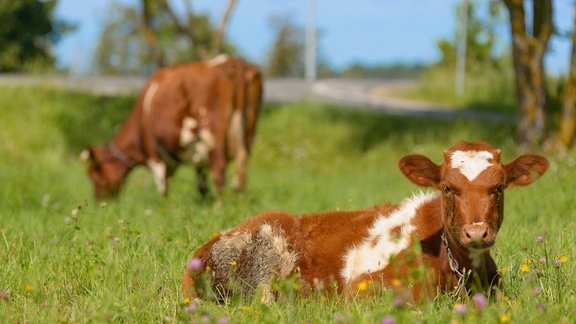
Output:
[504,154,549,187]
[398,155,441,188]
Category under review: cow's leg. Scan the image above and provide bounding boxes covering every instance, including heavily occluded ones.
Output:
[228,110,249,192]
[147,159,168,196]
[209,149,227,197]
[196,167,209,197]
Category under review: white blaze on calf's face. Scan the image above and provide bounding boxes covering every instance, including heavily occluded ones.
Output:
[450,150,494,181]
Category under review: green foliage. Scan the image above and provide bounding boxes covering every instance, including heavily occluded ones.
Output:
[0,86,574,322]
[339,62,426,79]
[94,1,234,75]
[0,0,75,72]
[265,15,305,78]
[408,0,516,112]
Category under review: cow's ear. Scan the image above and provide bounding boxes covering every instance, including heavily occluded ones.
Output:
[504,154,549,188]
[398,155,441,188]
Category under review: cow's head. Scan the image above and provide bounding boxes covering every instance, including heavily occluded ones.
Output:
[398,142,548,252]
[80,146,127,200]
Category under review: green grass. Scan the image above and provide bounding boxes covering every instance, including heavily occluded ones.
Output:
[0,86,574,323]
[405,63,517,114]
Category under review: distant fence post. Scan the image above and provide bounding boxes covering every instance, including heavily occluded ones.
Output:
[455,0,468,96]
[305,0,317,82]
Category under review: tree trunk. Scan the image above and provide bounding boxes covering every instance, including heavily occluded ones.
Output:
[503,0,552,148]
[214,0,238,55]
[560,3,576,149]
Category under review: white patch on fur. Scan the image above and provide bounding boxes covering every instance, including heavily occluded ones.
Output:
[341,192,437,284]
[450,150,494,181]
[259,224,298,278]
[143,82,159,114]
[179,117,198,146]
[147,159,166,194]
[208,54,229,66]
[468,248,488,268]
[178,128,215,165]
[228,111,247,190]
[190,129,214,163]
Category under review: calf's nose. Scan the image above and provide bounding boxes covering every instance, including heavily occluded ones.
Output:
[462,223,489,244]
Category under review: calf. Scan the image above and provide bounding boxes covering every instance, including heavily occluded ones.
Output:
[81,55,263,200]
[182,142,548,302]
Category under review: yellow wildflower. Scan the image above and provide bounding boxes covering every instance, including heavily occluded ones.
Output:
[183,297,190,305]
[357,281,368,291]
[24,285,33,293]
[560,255,568,263]
[229,260,237,267]
[392,278,402,287]
[500,314,511,323]
[241,306,251,312]
[519,264,530,272]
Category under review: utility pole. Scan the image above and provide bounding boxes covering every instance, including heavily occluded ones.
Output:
[455,0,468,96]
[305,0,317,82]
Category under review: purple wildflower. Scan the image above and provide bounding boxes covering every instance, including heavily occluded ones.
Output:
[381,315,395,324]
[217,316,229,324]
[536,235,544,242]
[539,257,546,265]
[186,303,197,313]
[0,290,9,299]
[532,287,542,296]
[334,314,344,322]
[187,257,204,272]
[473,293,488,310]
[554,259,561,267]
[392,296,403,308]
[453,303,467,314]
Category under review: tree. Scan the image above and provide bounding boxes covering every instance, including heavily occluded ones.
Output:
[503,0,553,148]
[95,0,237,75]
[559,2,576,149]
[0,0,75,72]
[265,15,304,77]
[435,1,502,69]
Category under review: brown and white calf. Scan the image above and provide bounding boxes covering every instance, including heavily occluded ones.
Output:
[182,142,548,302]
[82,55,263,200]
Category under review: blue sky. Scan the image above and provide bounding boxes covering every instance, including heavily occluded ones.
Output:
[55,0,571,75]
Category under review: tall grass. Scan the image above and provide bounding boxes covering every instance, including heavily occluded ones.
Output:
[406,61,517,113]
[0,86,574,322]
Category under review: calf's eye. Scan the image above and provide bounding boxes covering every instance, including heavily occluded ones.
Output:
[443,186,456,195]
[492,184,503,194]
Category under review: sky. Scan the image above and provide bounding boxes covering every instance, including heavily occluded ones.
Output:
[54,0,572,75]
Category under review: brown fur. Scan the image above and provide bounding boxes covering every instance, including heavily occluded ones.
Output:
[84,56,263,200]
[183,142,549,302]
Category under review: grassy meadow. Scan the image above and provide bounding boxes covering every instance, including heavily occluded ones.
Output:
[0,86,574,323]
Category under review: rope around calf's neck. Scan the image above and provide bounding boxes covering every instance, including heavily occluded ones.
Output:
[441,231,466,297]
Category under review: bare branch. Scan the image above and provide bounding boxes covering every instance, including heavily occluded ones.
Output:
[214,0,238,54]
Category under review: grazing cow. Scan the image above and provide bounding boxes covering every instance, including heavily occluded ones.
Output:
[182,142,548,303]
[81,55,263,200]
